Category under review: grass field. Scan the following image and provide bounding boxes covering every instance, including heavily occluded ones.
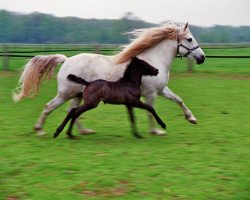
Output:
[0,47,250,199]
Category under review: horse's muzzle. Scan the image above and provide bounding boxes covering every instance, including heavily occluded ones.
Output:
[154,69,159,76]
[196,55,205,65]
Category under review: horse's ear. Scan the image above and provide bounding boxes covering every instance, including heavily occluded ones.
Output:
[184,22,189,30]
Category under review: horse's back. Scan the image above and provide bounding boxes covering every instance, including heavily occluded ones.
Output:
[56,53,126,97]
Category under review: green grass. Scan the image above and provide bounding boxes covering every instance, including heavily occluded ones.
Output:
[0,47,250,199]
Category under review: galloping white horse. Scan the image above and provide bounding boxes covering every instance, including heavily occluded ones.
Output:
[13,22,205,136]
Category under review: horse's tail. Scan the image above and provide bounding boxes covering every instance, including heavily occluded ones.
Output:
[67,74,90,86]
[13,54,67,102]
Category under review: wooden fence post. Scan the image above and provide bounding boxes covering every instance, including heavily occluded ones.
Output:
[187,58,193,72]
[3,45,9,70]
[94,44,100,54]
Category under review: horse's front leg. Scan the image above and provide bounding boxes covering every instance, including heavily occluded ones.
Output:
[144,95,166,135]
[135,101,166,130]
[159,86,197,124]
[126,105,143,138]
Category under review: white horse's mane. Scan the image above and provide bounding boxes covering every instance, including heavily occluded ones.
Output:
[114,22,187,64]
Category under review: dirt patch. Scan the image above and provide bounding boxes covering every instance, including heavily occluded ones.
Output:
[73,180,131,197]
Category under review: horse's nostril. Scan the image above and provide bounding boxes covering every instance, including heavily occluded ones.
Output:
[201,55,205,62]
[196,55,205,64]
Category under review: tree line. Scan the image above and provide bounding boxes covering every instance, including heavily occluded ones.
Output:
[0,10,250,44]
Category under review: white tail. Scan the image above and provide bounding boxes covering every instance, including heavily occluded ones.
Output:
[13,54,67,101]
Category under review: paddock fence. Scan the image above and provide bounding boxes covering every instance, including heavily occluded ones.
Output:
[1,43,250,71]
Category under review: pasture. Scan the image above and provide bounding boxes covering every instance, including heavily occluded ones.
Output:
[0,46,250,199]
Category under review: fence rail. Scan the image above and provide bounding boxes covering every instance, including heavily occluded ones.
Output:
[1,43,250,71]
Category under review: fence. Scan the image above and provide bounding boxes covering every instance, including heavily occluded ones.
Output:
[1,43,250,71]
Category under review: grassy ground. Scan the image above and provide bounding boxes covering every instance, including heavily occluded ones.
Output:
[0,47,250,199]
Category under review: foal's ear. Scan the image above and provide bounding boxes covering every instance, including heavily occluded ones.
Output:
[184,22,189,30]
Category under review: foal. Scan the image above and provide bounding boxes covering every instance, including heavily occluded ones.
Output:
[54,57,166,138]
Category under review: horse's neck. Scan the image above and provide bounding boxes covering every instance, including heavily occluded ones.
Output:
[120,67,142,88]
[139,40,176,73]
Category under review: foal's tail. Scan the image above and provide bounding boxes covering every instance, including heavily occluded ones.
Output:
[67,74,90,86]
[13,54,67,102]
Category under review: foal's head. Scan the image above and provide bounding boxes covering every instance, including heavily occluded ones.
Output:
[131,57,158,77]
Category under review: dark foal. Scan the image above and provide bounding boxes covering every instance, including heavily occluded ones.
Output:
[54,57,166,138]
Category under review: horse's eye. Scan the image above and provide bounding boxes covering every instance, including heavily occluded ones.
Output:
[187,38,192,42]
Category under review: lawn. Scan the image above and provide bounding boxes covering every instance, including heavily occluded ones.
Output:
[0,47,250,199]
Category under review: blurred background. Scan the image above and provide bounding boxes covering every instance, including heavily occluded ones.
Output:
[0,1,249,200]
[0,0,250,71]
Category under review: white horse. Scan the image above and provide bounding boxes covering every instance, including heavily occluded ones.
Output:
[13,22,205,136]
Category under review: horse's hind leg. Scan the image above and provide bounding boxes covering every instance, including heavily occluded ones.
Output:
[34,94,68,136]
[126,105,143,138]
[68,96,96,135]
[160,86,197,124]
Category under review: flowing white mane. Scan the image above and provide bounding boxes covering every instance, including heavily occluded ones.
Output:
[114,22,186,64]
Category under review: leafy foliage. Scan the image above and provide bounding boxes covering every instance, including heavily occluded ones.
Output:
[0,10,250,44]
[0,10,155,44]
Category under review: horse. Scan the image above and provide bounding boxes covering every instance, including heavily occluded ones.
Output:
[13,22,205,136]
[54,57,165,138]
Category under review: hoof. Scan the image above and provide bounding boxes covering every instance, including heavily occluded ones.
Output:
[80,129,96,135]
[186,115,197,124]
[53,131,60,138]
[134,133,144,139]
[150,128,166,136]
[34,127,46,136]
[161,123,166,129]
[36,130,47,136]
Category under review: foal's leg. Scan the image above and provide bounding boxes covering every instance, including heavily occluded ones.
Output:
[68,96,96,134]
[135,101,166,129]
[160,86,197,124]
[53,107,78,138]
[126,105,143,138]
[34,94,68,136]
[144,94,166,135]
[54,101,99,138]
[66,101,99,138]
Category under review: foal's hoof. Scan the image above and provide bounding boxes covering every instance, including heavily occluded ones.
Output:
[150,128,166,136]
[161,123,166,129]
[80,129,96,135]
[53,131,60,138]
[134,134,144,139]
[67,135,80,139]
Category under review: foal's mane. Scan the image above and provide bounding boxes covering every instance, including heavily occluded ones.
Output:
[119,58,137,81]
[114,23,186,64]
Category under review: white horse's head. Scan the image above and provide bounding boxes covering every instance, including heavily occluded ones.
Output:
[177,23,205,64]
